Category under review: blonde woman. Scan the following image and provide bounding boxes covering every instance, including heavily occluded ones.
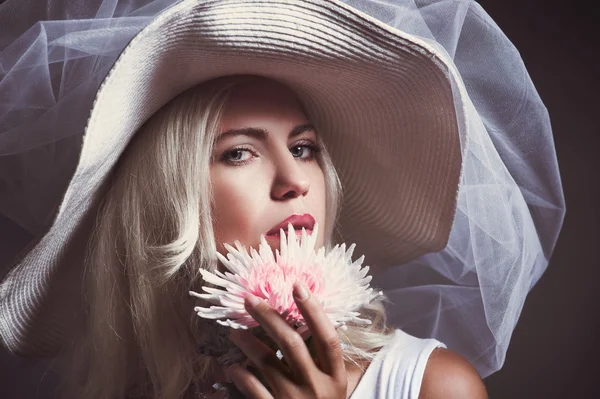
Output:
[0,0,565,398]
[49,74,482,398]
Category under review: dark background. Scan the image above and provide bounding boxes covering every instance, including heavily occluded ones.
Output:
[1,0,599,398]
[478,0,599,397]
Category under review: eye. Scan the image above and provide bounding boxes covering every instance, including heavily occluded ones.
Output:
[290,141,322,160]
[220,146,255,165]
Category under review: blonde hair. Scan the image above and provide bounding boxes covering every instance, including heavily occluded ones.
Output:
[57,75,394,399]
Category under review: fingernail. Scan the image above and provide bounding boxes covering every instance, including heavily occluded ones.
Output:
[293,281,309,300]
[244,293,261,307]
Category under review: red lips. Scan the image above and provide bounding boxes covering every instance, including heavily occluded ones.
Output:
[266,213,316,236]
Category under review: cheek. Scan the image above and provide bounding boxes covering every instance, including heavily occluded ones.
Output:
[308,166,328,246]
[210,168,265,249]
[312,170,326,210]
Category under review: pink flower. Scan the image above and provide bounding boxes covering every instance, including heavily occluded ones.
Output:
[190,223,382,330]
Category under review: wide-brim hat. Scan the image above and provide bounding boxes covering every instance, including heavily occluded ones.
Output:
[0,0,467,356]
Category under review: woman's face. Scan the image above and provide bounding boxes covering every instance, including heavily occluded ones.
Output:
[210,78,326,255]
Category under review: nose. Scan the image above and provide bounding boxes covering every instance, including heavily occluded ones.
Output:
[271,151,311,200]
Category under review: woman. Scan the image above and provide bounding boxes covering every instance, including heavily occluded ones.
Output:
[55,73,484,398]
[0,0,565,398]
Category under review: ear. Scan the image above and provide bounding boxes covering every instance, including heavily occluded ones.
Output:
[419,348,488,399]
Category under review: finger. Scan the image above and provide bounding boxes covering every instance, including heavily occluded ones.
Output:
[243,294,317,382]
[293,281,346,379]
[229,328,294,391]
[225,363,274,399]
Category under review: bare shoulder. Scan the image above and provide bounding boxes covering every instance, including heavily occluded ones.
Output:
[419,348,488,399]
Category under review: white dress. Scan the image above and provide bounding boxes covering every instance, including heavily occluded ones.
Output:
[350,329,446,399]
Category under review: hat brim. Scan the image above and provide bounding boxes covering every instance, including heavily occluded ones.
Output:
[1,0,465,355]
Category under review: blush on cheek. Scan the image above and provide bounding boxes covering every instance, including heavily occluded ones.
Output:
[212,197,258,251]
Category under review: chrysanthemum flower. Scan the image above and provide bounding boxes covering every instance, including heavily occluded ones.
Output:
[189,223,382,330]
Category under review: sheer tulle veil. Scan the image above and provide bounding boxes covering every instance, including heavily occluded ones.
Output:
[0,0,565,378]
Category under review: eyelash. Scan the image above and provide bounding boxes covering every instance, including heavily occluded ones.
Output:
[220,140,323,166]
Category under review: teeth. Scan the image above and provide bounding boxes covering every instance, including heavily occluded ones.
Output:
[269,228,311,237]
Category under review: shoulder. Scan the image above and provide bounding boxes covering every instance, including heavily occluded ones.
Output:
[419,348,488,399]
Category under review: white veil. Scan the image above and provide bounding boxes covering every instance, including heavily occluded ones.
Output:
[0,0,565,378]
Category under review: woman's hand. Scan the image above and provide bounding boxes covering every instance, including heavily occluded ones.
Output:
[225,281,348,399]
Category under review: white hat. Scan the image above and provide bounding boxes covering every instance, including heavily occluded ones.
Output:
[3,0,567,383]
[0,0,466,356]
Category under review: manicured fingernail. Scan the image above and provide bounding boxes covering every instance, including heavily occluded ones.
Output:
[293,281,309,300]
[244,293,261,307]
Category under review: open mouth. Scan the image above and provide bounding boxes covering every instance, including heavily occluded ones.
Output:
[265,227,313,240]
[265,213,316,241]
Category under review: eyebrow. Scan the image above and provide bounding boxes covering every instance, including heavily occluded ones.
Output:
[215,123,316,144]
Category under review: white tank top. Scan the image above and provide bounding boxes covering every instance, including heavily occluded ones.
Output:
[349,329,446,399]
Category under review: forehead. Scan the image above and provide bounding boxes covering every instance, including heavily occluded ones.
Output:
[219,78,309,131]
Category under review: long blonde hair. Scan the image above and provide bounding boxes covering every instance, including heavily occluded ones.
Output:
[57,75,393,399]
